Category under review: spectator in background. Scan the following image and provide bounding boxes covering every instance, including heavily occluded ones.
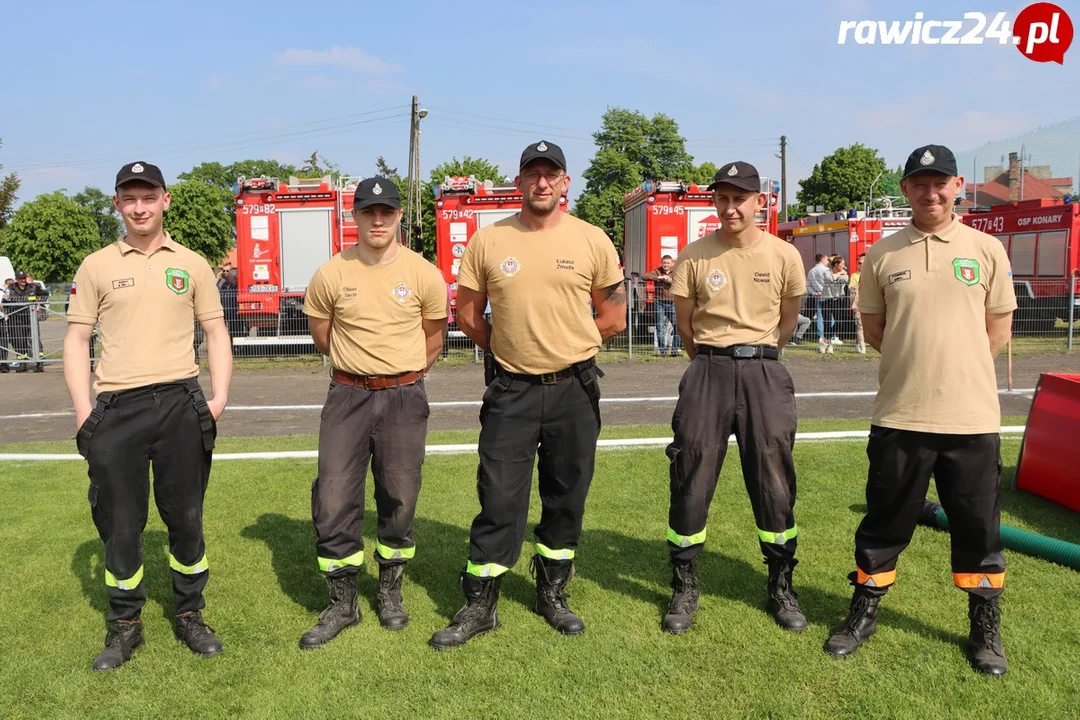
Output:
[0,278,12,372]
[806,253,831,352]
[821,256,849,353]
[849,253,867,354]
[643,254,681,356]
[219,268,242,343]
[3,270,44,372]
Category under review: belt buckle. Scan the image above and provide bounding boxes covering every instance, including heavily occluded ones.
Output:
[539,372,559,385]
[362,375,377,391]
[732,346,757,359]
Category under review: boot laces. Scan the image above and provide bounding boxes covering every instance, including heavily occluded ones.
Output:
[973,602,1003,650]
[178,612,216,639]
[840,595,872,634]
[530,557,573,610]
[769,572,799,610]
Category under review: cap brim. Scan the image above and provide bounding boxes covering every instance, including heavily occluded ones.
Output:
[901,167,955,181]
[353,198,402,211]
[706,179,760,192]
[115,175,165,189]
[520,155,567,171]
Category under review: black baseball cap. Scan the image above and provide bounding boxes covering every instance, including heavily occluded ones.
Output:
[14,270,27,279]
[902,144,958,180]
[115,161,166,190]
[519,140,567,171]
[353,176,401,210]
[706,161,761,192]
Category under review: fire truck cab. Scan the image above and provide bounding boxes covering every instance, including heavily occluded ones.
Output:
[433,175,568,324]
[622,178,779,342]
[961,198,1080,334]
[780,207,912,272]
[232,175,372,337]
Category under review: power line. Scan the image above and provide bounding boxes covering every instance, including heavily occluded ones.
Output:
[422,106,588,134]
[4,106,410,167]
[423,117,593,143]
[15,114,409,173]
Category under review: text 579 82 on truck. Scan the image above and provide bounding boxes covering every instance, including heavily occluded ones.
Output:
[233,175,401,337]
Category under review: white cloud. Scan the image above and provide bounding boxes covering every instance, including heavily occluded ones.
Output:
[204,73,225,91]
[854,95,944,130]
[294,74,339,93]
[936,110,1037,150]
[273,46,403,74]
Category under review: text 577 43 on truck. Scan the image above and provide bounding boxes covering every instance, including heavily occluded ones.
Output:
[961,198,1080,335]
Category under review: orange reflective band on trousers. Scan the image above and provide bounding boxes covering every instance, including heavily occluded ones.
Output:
[856,568,896,588]
[953,572,1005,590]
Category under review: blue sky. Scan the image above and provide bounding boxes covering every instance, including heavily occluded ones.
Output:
[2,0,1075,208]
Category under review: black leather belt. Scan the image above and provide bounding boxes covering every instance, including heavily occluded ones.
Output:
[697,345,779,360]
[498,357,596,385]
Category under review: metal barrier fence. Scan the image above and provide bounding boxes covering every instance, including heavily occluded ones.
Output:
[2,278,1076,372]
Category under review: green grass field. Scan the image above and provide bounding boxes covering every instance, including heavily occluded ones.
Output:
[2,425,1078,719]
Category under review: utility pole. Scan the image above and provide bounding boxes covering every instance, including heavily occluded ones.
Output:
[779,135,788,222]
[404,96,427,252]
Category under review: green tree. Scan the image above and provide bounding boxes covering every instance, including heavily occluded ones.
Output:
[163,181,234,264]
[574,107,700,251]
[878,164,904,204]
[421,156,505,261]
[5,192,99,282]
[0,138,20,228]
[72,186,122,246]
[796,143,888,213]
[179,159,299,228]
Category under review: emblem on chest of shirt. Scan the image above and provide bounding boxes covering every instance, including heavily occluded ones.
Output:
[392,282,412,302]
[501,257,520,277]
[952,258,980,286]
[706,269,727,291]
[165,268,190,295]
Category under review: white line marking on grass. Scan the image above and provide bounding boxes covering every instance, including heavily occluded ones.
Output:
[0,427,1028,462]
[0,389,1038,420]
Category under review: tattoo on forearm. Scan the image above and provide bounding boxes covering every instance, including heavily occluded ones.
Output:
[603,282,626,305]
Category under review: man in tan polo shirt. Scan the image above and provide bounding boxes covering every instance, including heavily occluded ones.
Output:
[63,161,233,671]
[429,140,626,649]
[824,144,1016,677]
[299,177,448,649]
[661,161,808,636]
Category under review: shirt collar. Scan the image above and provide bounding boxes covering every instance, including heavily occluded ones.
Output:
[905,215,961,244]
[116,233,179,255]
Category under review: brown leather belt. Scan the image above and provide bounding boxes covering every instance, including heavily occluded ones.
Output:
[331,368,425,391]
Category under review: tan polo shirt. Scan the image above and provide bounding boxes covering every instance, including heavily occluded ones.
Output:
[858,217,1017,434]
[671,230,806,348]
[304,245,448,376]
[456,213,624,375]
[67,234,224,393]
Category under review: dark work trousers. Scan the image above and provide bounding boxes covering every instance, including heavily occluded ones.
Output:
[466,360,603,576]
[853,427,1005,599]
[311,379,429,575]
[76,379,217,622]
[667,353,799,564]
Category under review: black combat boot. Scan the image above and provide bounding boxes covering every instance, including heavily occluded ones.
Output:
[661,557,700,635]
[530,555,585,636]
[377,563,409,631]
[824,587,881,658]
[91,619,144,671]
[300,573,360,649]
[967,594,1008,676]
[428,571,502,649]
[174,611,223,657]
[766,560,808,633]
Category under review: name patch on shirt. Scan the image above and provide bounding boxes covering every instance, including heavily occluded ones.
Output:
[888,270,911,285]
[112,278,135,290]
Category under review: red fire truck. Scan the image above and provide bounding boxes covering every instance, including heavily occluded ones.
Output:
[622,179,779,342]
[779,208,912,272]
[621,179,780,278]
[960,198,1080,333]
[433,175,568,312]
[233,174,385,335]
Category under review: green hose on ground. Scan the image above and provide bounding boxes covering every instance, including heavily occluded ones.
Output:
[919,500,1080,571]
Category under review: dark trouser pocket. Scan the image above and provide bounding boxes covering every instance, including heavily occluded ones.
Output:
[76,400,108,459]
